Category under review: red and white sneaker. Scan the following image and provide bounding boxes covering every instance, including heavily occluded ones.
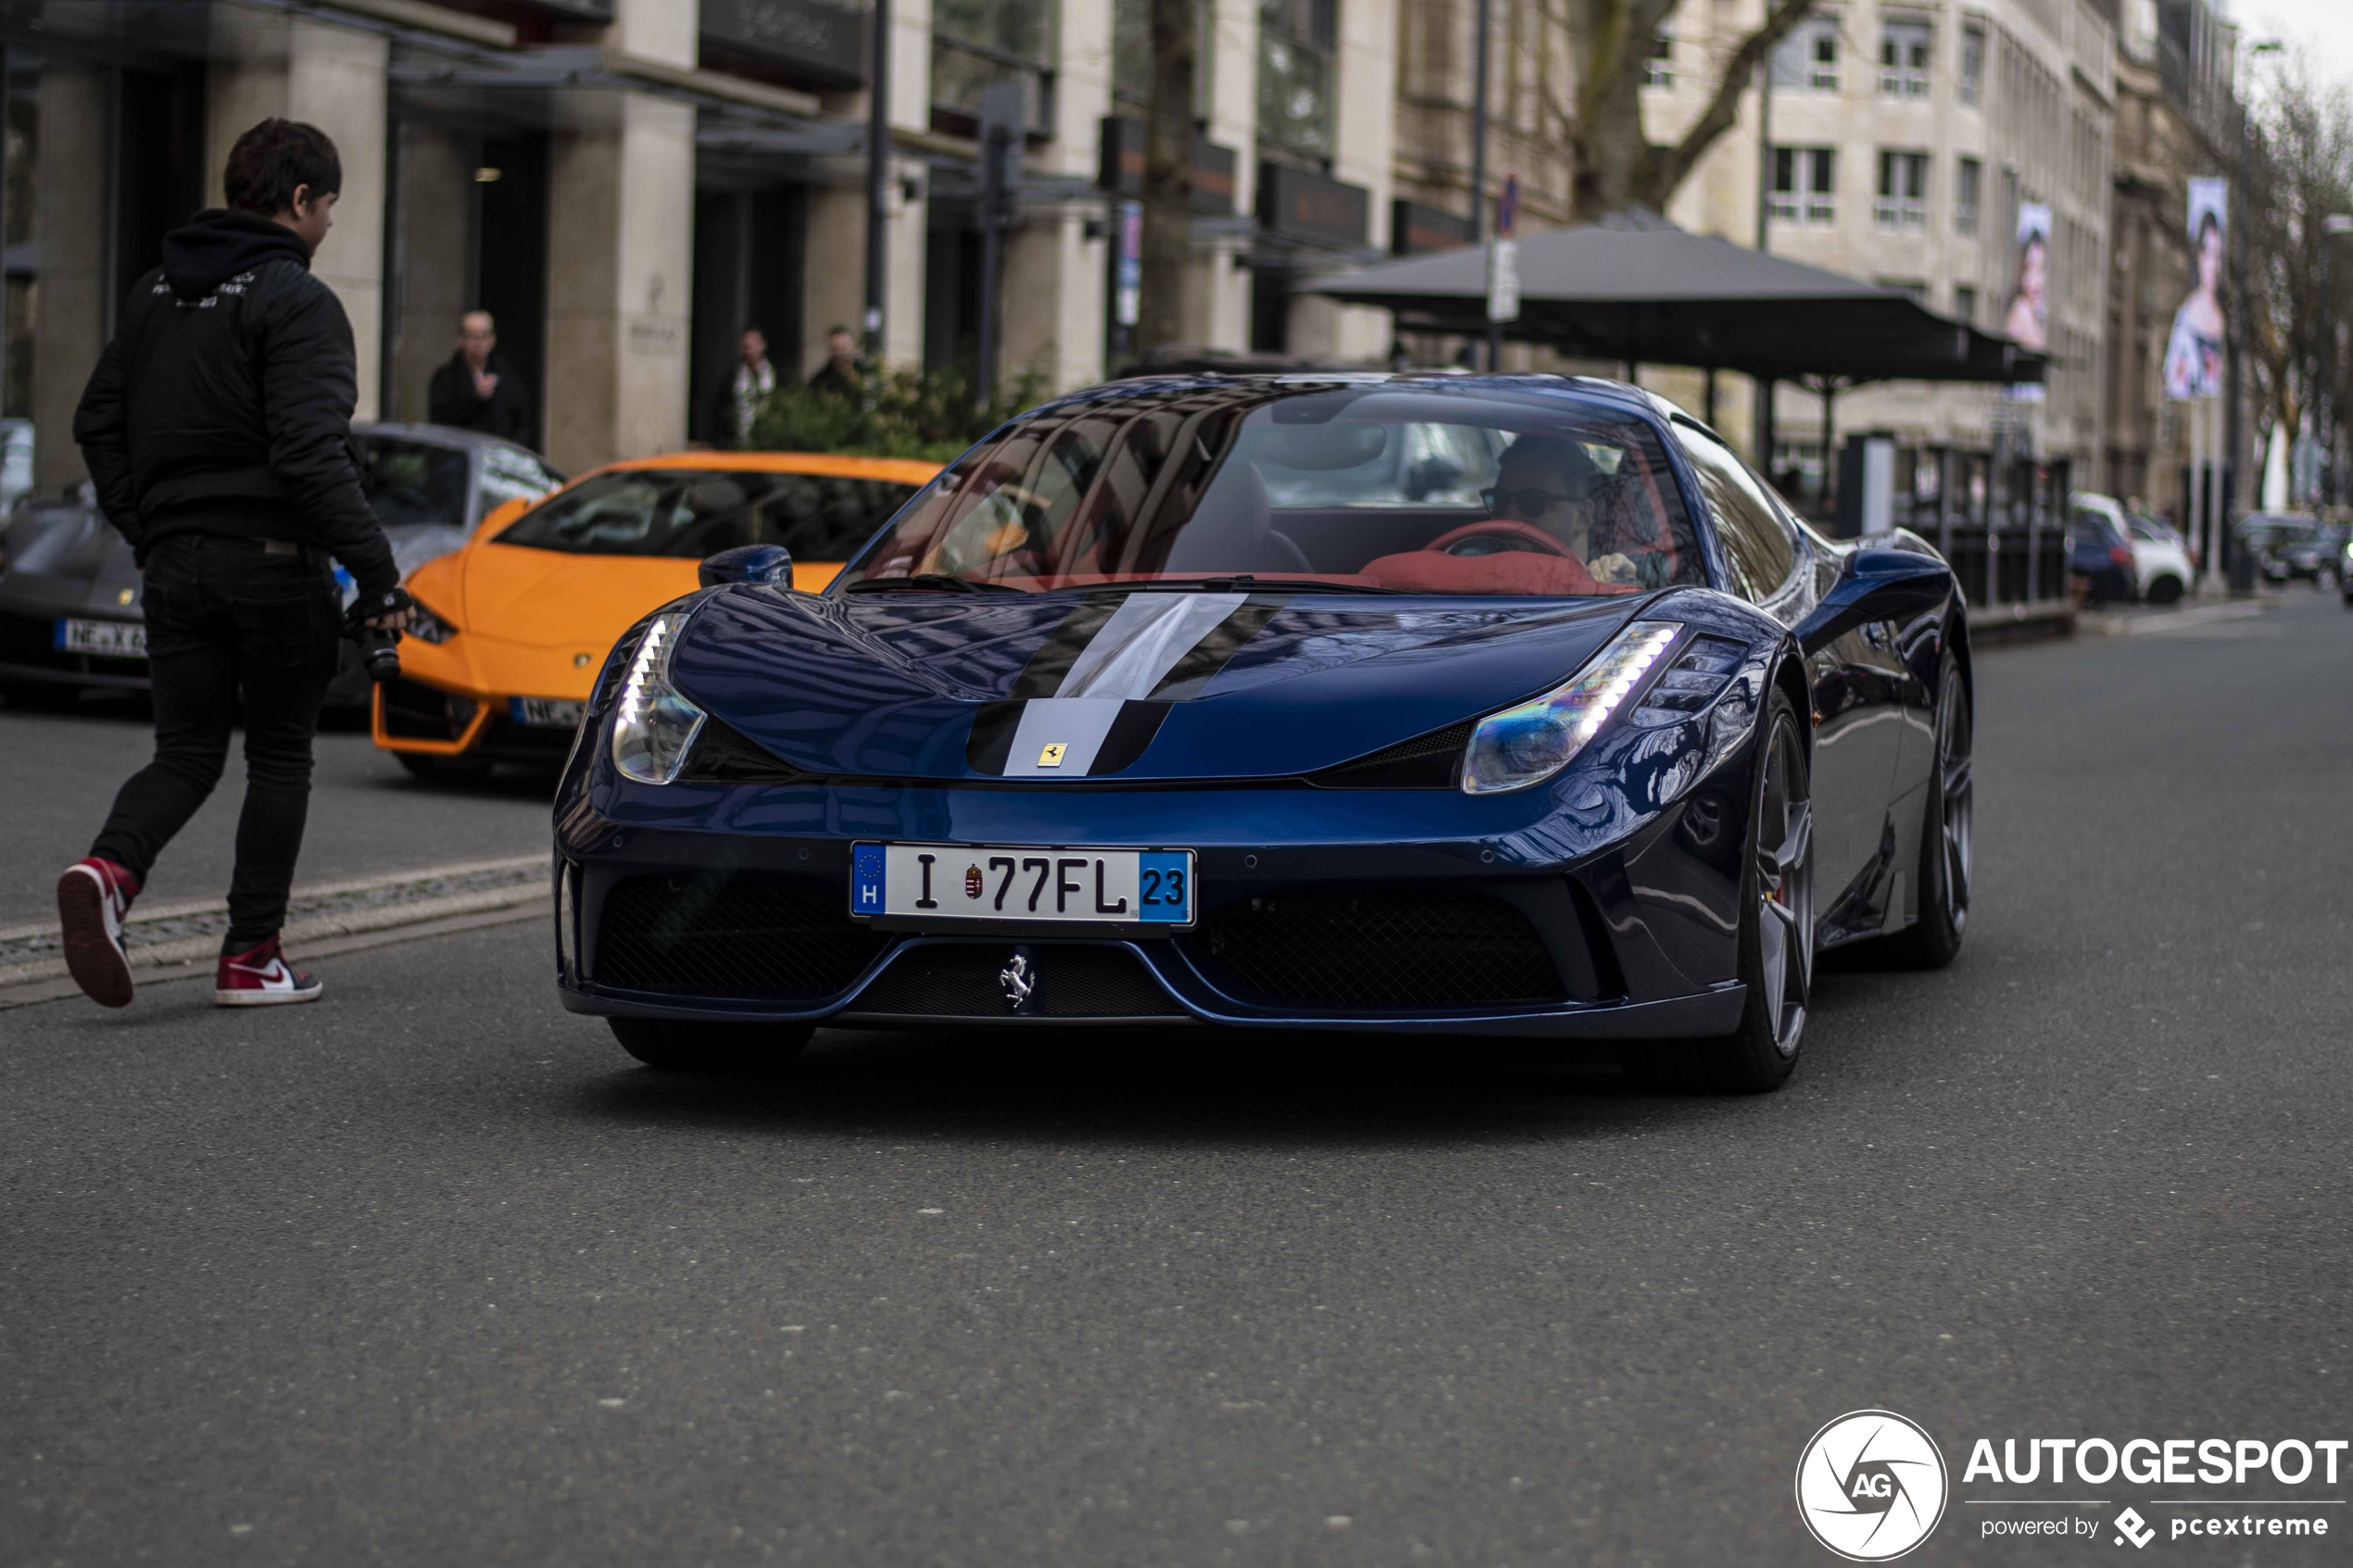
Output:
[214,935,323,1007]
[57,857,141,1009]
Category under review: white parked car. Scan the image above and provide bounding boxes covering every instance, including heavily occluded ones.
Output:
[2121,512,2196,604]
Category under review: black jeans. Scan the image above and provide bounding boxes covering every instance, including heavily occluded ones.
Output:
[90,533,342,949]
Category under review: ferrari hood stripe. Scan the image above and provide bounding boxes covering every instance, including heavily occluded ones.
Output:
[969,593,1287,776]
[1054,593,1248,698]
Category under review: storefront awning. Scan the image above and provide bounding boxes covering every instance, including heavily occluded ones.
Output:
[1311,208,2043,384]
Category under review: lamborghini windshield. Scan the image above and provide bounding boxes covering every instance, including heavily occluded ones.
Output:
[839,381,1705,596]
[499,469,924,560]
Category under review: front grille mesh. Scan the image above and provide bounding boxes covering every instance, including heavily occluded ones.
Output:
[1181,892,1563,1010]
[849,943,1188,1019]
[596,875,889,997]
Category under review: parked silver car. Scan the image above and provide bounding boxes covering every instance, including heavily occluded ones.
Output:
[0,423,561,707]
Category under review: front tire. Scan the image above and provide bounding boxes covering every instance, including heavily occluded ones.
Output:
[1881,653,1971,969]
[609,1017,814,1073]
[2146,574,2183,606]
[1628,690,1813,1093]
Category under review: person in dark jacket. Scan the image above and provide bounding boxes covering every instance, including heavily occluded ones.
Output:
[706,325,777,449]
[427,309,535,447]
[56,117,411,1012]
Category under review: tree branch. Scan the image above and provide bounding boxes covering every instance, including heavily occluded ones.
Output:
[1649,0,1817,200]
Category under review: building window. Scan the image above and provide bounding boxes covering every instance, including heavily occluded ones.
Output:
[1810,29,1840,91]
[1954,284,1977,324]
[1771,16,1842,94]
[1112,0,1214,113]
[1875,150,1928,230]
[1876,278,1928,304]
[1259,0,1337,161]
[1771,146,1837,224]
[1880,17,1930,98]
[1959,25,1984,106]
[1645,32,1673,90]
[933,0,1057,132]
[1955,156,1981,235]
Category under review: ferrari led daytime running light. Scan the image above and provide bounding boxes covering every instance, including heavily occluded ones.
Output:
[1461,621,1682,795]
[610,612,707,784]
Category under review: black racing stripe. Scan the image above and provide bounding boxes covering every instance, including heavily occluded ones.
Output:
[965,700,1025,773]
[1008,598,1121,699]
[1146,596,1287,700]
[1087,701,1172,775]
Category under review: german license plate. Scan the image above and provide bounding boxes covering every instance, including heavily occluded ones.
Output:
[850,843,1194,927]
[510,696,585,728]
[57,618,144,658]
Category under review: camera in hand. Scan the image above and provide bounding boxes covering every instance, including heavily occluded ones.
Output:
[342,586,417,684]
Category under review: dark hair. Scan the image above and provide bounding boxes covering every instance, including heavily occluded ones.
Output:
[222,119,341,217]
[827,323,855,338]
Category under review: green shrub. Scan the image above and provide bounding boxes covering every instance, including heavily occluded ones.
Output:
[747,361,1053,462]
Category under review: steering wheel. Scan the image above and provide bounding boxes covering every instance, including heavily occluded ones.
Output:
[1426,521,1579,558]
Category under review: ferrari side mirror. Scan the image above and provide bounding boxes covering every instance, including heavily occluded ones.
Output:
[699,543,795,589]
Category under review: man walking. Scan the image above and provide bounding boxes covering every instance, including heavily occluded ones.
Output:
[707,325,776,449]
[427,308,535,448]
[57,118,410,1010]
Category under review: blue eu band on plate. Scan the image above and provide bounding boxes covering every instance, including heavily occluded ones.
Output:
[852,844,1193,927]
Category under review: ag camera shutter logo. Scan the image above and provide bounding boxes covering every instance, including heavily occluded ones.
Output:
[1795,1410,1950,1561]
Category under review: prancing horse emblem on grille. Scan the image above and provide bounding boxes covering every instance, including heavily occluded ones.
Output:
[999,951,1037,1012]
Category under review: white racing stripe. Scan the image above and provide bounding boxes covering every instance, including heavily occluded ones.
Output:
[1054,593,1249,699]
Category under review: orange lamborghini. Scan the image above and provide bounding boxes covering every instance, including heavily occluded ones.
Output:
[373,451,940,777]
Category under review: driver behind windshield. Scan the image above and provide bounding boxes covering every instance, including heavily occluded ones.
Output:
[1484,436,1642,586]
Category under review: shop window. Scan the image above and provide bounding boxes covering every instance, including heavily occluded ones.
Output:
[1880,18,1930,98]
[1644,32,1673,90]
[933,0,1057,133]
[1770,146,1836,225]
[1875,150,1928,230]
[1258,0,1336,161]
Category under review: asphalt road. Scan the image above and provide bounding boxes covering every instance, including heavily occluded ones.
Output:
[4,592,2348,1565]
[0,698,554,926]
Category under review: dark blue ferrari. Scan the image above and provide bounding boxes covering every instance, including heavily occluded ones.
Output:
[549,375,1972,1092]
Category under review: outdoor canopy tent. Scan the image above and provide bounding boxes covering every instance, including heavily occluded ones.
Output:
[1310,210,2043,388]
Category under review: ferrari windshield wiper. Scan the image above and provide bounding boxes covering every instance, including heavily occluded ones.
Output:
[841,574,1019,595]
[1107,576,1400,595]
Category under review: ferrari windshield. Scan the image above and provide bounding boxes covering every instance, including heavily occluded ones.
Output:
[498,469,924,559]
[840,381,1705,596]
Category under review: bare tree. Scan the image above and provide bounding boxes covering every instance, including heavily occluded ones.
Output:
[2242,57,2353,480]
[1553,0,1817,222]
[1136,0,1200,355]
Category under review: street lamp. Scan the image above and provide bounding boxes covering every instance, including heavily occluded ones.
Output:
[2322,213,2353,507]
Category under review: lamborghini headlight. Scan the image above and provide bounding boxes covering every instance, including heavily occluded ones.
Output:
[406,599,459,645]
[610,611,705,784]
[1461,621,1681,795]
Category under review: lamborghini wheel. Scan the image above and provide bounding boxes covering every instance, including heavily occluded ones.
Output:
[609,1017,814,1073]
[1882,652,1970,969]
[1629,689,1813,1093]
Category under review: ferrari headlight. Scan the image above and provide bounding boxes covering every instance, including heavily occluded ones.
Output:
[406,598,459,645]
[1461,621,1681,795]
[610,611,705,784]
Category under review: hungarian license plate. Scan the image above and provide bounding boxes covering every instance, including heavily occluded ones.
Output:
[510,696,585,728]
[850,843,1194,928]
[57,618,145,658]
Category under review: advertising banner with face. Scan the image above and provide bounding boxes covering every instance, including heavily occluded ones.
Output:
[2164,178,2228,400]
[2005,203,2052,403]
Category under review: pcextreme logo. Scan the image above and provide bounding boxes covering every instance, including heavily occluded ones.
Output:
[1795,1410,1951,1561]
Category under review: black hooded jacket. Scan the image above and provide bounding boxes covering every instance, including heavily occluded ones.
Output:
[71,207,396,596]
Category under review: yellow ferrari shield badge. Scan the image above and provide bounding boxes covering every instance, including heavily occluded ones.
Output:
[1038,742,1067,768]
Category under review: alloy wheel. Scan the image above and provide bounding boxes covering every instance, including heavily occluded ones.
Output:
[1935,665,1973,934]
[1753,716,1815,1057]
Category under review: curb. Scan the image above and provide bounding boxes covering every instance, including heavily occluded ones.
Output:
[0,853,547,994]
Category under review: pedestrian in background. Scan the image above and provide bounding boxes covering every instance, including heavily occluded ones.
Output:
[57,118,411,1010]
[806,324,863,400]
[427,308,535,448]
[708,325,776,448]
